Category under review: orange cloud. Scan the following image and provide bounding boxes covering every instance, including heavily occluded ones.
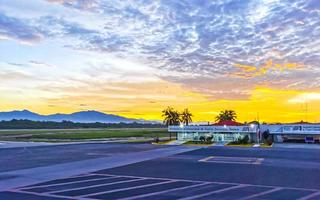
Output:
[231,60,304,78]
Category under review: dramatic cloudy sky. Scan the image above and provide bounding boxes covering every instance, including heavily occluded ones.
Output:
[0,0,320,122]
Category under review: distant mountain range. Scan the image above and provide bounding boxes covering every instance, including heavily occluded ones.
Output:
[0,110,158,123]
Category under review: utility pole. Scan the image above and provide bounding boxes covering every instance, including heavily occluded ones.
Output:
[305,102,308,122]
[257,112,260,144]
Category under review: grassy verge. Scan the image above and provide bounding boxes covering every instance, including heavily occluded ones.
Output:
[184,141,214,146]
[225,142,254,147]
[152,140,176,145]
[259,143,273,148]
[0,128,170,142]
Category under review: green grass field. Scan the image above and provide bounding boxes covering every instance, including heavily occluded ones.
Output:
[0,128,172,142]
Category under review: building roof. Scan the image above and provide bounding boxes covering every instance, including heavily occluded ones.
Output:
[212,120,244,126]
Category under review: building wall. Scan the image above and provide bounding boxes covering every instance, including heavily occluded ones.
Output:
[177,132,254,142]
[172,124,320,144]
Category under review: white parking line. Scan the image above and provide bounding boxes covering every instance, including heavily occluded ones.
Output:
[118,182,210,200]
[298,191,320,200]
[21,176,117,190]
[46,178,145,195]
[91,173,319,192]
[177,184,248,200]
[10,173,320,200]
[238,187,283,200]
[92,173,206,184]
[79,180,177,198]
[199,156,264,165]
[9,189,79,200]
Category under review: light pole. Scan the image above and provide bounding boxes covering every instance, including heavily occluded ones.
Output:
[250,123,259,145]
[179,123,184,141]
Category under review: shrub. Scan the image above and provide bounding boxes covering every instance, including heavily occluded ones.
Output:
[199,136,206,142]
[262,130,270,141]
[266,135,274,145]
[206,136,213,142]
[230,135,250,145]
[242,135,249,144]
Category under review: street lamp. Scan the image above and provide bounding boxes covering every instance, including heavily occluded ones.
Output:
[250,123,260,145]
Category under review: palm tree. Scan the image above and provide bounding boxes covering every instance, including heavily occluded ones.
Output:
[180,108,193,125]
[215,110,237,122]
[162,107,180,140]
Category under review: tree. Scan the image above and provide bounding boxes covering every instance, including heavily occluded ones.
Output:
[180,108,193,126]
[215,110,237,122]
[162,107,180,140]
[162,107,180,126]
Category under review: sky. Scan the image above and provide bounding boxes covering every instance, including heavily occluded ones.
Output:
[0,0,320,123]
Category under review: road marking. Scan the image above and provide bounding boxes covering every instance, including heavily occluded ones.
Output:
[177,184,248,200]
[92,173,206,183]
[238,187,283,200]
[47,177,145,194]
[199,156,264,165]
[118,182,210,200]
[91,173,319,192]
[298,191,320,200]
[79,180,177,198]
[21,176,117,190]
[9,189,79,200]
[198,156,214,162]
[16,173,95,189]
[7,172,320,200]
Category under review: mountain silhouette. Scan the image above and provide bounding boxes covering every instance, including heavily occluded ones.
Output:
[0,110,152,123]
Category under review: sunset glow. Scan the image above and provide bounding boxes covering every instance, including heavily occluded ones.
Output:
[1,0,320,122]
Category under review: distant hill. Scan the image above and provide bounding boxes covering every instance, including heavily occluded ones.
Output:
[0,110,158,123]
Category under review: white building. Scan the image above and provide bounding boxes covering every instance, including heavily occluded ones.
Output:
[169,121,320,143]
[261,124,320,143]
[169,120,259,143]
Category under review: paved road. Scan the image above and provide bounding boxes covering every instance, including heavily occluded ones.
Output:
[1,144,320,199]
[0,142,169,173]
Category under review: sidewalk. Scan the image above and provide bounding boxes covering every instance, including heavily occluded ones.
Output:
[273,143,320,149]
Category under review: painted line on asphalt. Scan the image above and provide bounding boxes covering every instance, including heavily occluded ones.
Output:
[21,176,117,190]
[238,187,283,200]
[200,160,262,165]
[118,182,211,200]
[47,177,145,195]
[8,189,78,200]
[80,180,177,198]
[177,184,248,200]
[91,173,319,192]
[298,191,320,200]
[17,173,95,189]
[199,156,264,165]
[92,173,207,184]
[198,156,214,162]
[254,158,264,165]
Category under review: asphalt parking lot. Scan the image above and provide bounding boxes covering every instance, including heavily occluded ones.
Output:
[1,144,320,199]
[0,142,168,172]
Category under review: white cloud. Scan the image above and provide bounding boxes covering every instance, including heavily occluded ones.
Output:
[1,0,320,100]
[289,93,320,103]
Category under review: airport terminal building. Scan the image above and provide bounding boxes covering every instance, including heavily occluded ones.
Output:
[264,123,320,143]
[168,121,320,143]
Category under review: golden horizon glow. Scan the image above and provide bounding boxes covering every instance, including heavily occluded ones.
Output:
[2,80,320,123]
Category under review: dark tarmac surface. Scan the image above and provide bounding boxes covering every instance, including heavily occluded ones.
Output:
[1,145,320,199]
[0,143,168,172]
